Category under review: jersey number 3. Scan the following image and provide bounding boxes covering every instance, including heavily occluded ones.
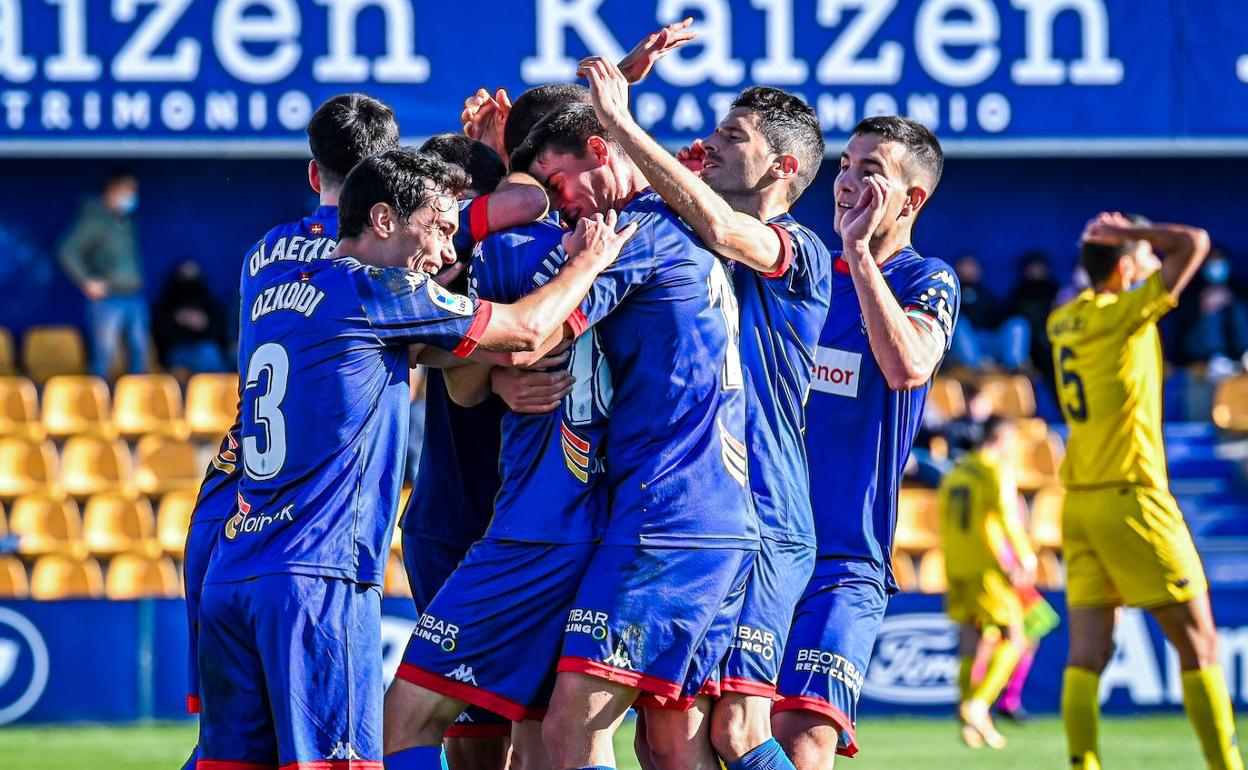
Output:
[243,342,290,480]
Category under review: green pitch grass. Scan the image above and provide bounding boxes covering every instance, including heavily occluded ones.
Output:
[0,715,1242,769]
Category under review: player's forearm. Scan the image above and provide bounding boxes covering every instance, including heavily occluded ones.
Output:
[1143,223,1211,296]
[442,360,494,407]
[478,259,599,354]
[483,177,549,231]
[846,249,943,390]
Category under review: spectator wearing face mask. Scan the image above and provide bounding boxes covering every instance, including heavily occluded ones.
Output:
[59,168,150,379]
[1181,247,1248,378]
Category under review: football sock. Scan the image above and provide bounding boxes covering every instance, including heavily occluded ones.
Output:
[384,746,444,770]
[971,638,1020,706]
[998,647,1035,712]
[1181,666,1244,770]
[1062,667,1101,770]
[958,655,975,702]
[726,738,796,770]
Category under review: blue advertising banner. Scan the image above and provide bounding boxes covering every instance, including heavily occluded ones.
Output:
[3,0,1248,156]
[0,591,1246,724]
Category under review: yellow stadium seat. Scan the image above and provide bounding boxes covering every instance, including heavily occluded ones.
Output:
[0,329,16,376]
[156,489,197,558]
[0,437,59,499]
[9,495,83,557]
[0,376,42,440]
[917,548,947,594]
[134,434,201,497]
[1030,485,1064,550]
[1213,374,1248,432]
[895,487,939,553]
[185,373,238,441]
[0,555,28,598]
[60,435,133,498]
[41,375,114,439]
[82,493,157,558]
[891,551,918,593]
[1016,431,1064,492]
[980,374,1037,419]
[105,553,180,599]
[113,374,188,439]
[1036,549,1065,590]
[29,554,103,599]
[384,552,412,598]
[928,377,966,420]
[22,326,87,385]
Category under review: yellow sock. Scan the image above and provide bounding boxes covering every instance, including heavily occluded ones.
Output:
[971,639,1020,706]
[959,655,975,701]
[1063,667,1102,770]
[1182,667,1245,770]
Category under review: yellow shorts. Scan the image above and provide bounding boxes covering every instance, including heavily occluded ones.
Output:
[1063,485,1208,609]
[946,571,1023,629]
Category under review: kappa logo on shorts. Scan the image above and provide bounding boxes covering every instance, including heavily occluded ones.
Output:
[413,613,461,652]
[327,742,360,761]
[565,608,609,641]
[732,624,778,661]
[446,664,478,685]
[602,642,633,671]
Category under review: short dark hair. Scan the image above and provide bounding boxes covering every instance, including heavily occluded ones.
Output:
[103,167,135,190]
[510,103,614,175]
[731,87,824,203]
[852,116,944,192]
[306,93,401,187]
[419,133,506,195]
[504,83,591,158]
[338,148,469,240]
[1080,241,1131,286]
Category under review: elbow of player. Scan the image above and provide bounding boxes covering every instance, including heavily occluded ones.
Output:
[884,365,931,392]
[1191,227,1212,260]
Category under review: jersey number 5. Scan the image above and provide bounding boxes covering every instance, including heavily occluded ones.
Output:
[243,342,289,480]
[1057,347,1088,422]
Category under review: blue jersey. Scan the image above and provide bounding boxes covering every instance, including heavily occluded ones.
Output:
[804,248,959,590]
[453,196,493,258]
[469,222,610,543]
[733,215,832,546]
[206,256,492,586]
[574,190,754,549]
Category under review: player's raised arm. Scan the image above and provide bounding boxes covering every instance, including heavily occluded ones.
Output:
[616,17,696,83]
[578,56,787,275]
[1081,212,1211,300]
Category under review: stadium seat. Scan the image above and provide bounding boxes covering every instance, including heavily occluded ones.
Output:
[134,434,201,496]
[1016,431,1064,492]
[185,373,238,441]
[112,374,188,439]
[891,552,918,592]
[60,435,133,498]
[9,495,83,557]
[894,488,939,553]
[980,374,1036,419]
[104,553,180,599]
[0,376,43,439]
[0,328,15,376]
[156,490,197,558]
[927,377,966,420]
[29,554,104,599]
[41,375,114,439]
[917,548,947,594]
[82,493,157,558]
[384,552,412,598]
[0,437,59,499]
[1212,374,1248,432]
[22,326,88,385]
[0,555,28,598]
[1036,549,1065,589]
[1030,485,1064,550]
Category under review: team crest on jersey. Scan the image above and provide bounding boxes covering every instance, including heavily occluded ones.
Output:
[309,222,324,236]
[425,278,473,316]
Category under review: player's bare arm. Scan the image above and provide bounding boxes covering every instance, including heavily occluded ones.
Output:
[842,174,944,390]
[477,171,550,230]
[443,343,572,409]
[616,17,697,83]
[1082,211,1211,299]
[579,56,787,275]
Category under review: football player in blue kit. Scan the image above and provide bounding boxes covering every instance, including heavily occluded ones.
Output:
[577,59,831,770]
[194,148,631,770]
[770,117,960,769]
[507,103,757,770]
[179,92,399,770]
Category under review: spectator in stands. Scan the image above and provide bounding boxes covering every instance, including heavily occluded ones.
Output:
[1180,247,1248,379]
[152,260,228,374]
[947,253,1031,372]
[1005,251,1060,379]
[59,169,149,379]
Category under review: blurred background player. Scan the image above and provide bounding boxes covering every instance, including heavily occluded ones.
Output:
[772,117,959,769]
[939,416,1032,749]
[1049,212,1243,770]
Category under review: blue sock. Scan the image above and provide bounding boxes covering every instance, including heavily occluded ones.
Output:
[384,746,444,770]
[727,738,796,770]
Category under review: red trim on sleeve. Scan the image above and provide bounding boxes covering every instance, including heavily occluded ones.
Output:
[395,662,533,722]
[468,195,492,243]
[186,694,201,714]
[566,307,589,338]
[197,761,275,770]
[556,656,683,700]
[452,300,494,358]
[444,722,515,738]
[719,676,779,700]
[762,223,795,278]
[277,761,383,770]
[772,696,859,757]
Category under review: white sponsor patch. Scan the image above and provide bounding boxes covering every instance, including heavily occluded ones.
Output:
[810,346,862,398]
[426,278,474,316]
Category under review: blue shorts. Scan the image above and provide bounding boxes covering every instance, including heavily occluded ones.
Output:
[197,574,382,768]
[774,566,888,758]
[559,544,754,709]
[182,516,219,714]
[401,530,511,737]
[398,538,594,722]
[720,538,815,698]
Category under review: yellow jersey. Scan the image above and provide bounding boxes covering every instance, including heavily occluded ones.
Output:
[939,450,1031,581]
[1046,272,1177,490]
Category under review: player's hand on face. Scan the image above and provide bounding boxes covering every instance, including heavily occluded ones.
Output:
[563,210,639,271]
[618,17,697,83]
[578,57,632,130]
[841,173,891,252]
[489,365,573,414]
[675,139,708,173]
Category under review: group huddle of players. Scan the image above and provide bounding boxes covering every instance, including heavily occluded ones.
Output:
[177,19,1241,770]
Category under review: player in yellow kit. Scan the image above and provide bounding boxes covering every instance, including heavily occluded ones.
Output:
[1048,212,1242,770]
[940,417,1034,750]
